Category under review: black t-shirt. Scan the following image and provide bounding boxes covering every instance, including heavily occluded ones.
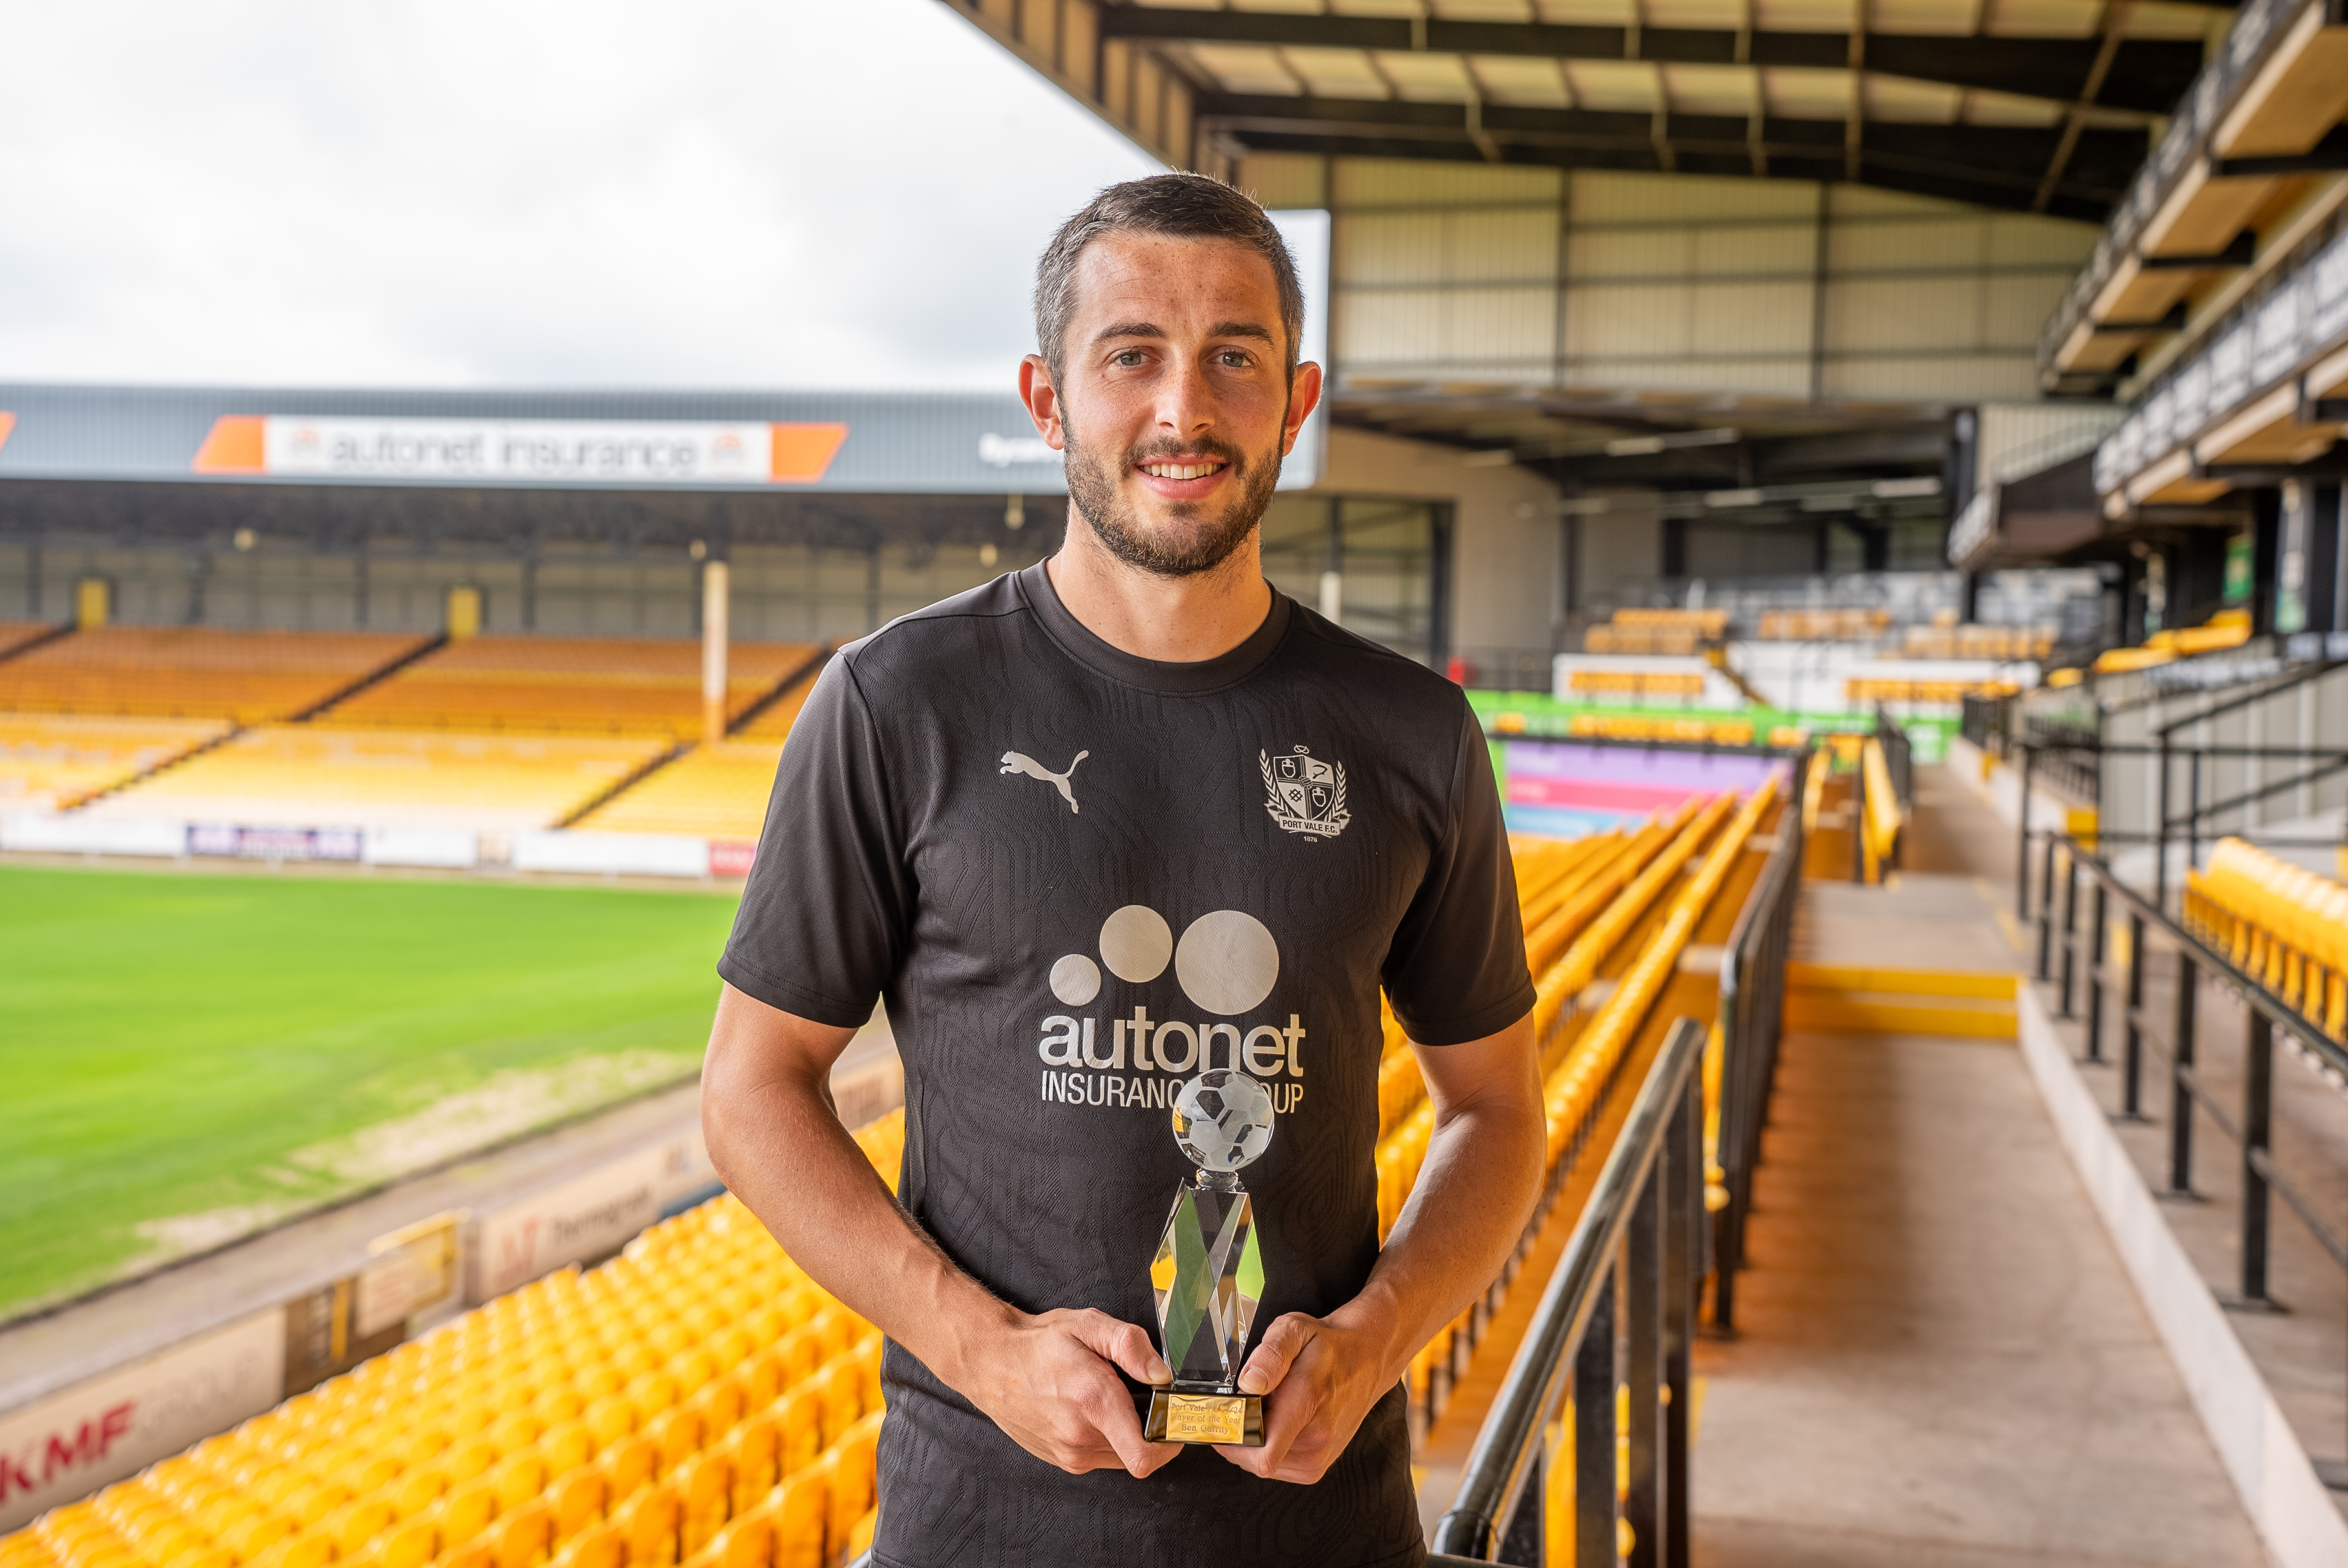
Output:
[718,561,1533,1568]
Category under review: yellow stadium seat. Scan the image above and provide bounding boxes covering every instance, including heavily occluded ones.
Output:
[539,1420,596,1479]
[391,1465,449,1518]
[769,1467,828,1568]
[548,1519,625,1568]
[492,1499,553,1568]
[435,1478,500,1549]
[706,1505,776,1568]
[822,1412,883,1551]
[677,1450,735,1556]
[373,1513,440,1568]
[548,1466,607,1544]
[491,1451,548,1513]
[777,1388,822,1477]
[645,1405,703,1475]
[326,1497,397,1557]
[616,1484,683,1568]
[725,1419,783,1515]
[811,1356,863,1450]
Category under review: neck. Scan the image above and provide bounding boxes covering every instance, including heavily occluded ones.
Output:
[1046,503,1273,663]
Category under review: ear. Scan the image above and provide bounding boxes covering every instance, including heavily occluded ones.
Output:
[1020,355,1067,451]
[1279,361,1324,457]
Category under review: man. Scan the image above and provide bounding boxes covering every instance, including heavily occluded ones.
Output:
[703,173,1542,1568]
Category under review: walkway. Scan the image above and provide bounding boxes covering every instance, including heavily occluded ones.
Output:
[1692,765,2267,1567]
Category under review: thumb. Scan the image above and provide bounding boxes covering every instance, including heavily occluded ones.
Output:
[1237,1313,1317,1396]
[1069,1309,1172,1386]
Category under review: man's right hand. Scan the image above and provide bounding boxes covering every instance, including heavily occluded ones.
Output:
[960,1306,1184,1479]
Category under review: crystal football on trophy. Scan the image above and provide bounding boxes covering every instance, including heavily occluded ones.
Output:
[1144,1067,1277,1446]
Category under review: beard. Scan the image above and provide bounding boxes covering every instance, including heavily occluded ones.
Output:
[1062,422,1284,579]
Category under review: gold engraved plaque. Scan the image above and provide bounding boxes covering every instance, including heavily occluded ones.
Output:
[1145,1389,1264,1446]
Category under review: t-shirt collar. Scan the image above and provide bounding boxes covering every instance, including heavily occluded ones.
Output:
[1017,558,1291,695]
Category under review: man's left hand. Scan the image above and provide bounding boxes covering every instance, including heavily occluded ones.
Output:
[1213,1304,1396,1483]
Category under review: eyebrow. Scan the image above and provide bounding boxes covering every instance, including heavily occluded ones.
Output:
[1090,319,1277,346]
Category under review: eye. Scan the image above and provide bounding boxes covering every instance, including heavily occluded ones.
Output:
[1218,350,1254,367]
[1113,349,1149,368]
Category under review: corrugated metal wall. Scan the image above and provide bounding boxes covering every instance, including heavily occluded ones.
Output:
[1239,156,2097,405]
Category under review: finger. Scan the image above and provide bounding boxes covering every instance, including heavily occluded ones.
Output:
[1079,1371,1181,1478]
[1077,1312,1172,1387]
[1236,1313,1317,1396]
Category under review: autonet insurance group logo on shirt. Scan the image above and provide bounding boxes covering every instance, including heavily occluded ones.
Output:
[1035,903,1306,1117]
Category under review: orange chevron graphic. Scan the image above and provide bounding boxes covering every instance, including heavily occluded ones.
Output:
[770,422,848,483]
[0,412,14,454]
[192,415,266,474]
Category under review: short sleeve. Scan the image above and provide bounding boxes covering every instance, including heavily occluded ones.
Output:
[717,656,910,1028]
[1379,706,1536,1046]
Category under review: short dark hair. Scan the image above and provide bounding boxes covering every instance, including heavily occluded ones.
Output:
[1033,173,1305,385]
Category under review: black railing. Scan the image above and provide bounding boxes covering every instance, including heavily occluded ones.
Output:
[1429,1018,1707,1567]
[1875,706,1913,811]
[1959,690,2014,758]
[2012,737,2348,914]
[1711,786,1805,1332]
[2021,713,2101,803]
[2025,834,2348,1487]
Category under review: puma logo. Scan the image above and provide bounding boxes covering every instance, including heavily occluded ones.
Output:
[1001,750,1089,814]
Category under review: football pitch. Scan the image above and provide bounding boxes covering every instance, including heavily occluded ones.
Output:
[0,864,740,1322]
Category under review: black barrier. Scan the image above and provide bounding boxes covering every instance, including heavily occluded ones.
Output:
[1709,775,1805,1332]
[2026,833,2348,1486]
[1429,1017,1708,1567]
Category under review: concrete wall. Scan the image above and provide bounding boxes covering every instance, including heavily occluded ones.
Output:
[1311,424,1559,659]
[1240,157,2099,405]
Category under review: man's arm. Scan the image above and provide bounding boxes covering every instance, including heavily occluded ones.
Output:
[1220,1007,1543,1483]
[701,981,1181,1478]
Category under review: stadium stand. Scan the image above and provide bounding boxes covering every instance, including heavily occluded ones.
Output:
[0,623,60,662]
[1754,608,1890,642]
[2185,837,2348,1041]
[320,639,822,741]
[1581,608,1726,656]
[2087,607,2252,674]
[569,744,783,842]
[0,629,429,724]
[86,728,673,832]
[0,778,1781,1568]
[727,672,822,744]
[0,714,230,811]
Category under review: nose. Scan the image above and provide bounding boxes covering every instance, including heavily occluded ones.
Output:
[1154,354,1214,442]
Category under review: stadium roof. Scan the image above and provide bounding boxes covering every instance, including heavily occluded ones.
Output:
[943,0,2237,222]
[0,384,1068,496]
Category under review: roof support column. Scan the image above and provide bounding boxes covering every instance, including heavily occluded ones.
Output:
[702,558,730,746]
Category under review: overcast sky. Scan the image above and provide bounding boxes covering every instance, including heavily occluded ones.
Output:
[0,1,1160,391]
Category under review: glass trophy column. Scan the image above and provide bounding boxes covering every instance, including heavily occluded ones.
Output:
[1145,1068,1276,1447]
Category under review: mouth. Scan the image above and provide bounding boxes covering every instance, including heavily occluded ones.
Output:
[1134,455,1233,499]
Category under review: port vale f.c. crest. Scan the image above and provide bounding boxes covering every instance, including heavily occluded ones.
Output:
[1260,745,1351,840]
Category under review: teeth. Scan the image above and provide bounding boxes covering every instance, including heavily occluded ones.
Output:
[1144,463,1221,480]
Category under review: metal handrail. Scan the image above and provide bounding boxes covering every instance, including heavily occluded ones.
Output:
[2028,831,2348,1317]
[1712,780,1807,1329]
[2154,658,2346,736]
[1430,1017,1707,1564]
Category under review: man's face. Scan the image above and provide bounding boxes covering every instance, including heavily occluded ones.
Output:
[1024,232,1321,578]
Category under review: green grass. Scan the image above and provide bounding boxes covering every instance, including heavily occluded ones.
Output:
[0,865,739,1320]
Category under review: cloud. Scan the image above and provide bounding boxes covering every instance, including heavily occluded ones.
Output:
[0,0,1160,390]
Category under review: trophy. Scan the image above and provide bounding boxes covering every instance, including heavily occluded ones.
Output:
[1144,1067,1277,1447]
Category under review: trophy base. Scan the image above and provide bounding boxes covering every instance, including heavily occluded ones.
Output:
[1145,1387,1265,1446]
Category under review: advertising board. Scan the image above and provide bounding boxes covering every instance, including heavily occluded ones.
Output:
[0,1311,284,1531]
[471,1132,715,1301]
